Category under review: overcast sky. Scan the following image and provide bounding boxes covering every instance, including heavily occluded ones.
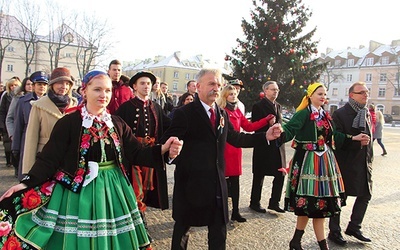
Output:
[50,0,399,65]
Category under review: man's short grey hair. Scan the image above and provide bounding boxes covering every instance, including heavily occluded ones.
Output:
[262,81,277,91]
[195,68,222,82]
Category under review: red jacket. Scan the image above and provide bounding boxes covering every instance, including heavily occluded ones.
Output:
[224,108,268,176]
[107,80,134,114]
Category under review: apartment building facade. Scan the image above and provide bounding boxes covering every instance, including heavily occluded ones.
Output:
[1,14,93,85]
[319,40,400,120]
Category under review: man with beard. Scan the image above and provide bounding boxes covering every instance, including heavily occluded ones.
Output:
[328,82,373,245]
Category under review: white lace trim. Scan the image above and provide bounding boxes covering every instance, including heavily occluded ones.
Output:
[81,106,113,129]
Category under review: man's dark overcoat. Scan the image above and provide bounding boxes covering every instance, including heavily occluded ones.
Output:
[161,97,265,226]
[251,98,283,176]
[332,103,373,196]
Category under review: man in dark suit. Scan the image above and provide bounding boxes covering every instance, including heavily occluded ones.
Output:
[161,69,280,250]
[328,82,373,245]
[250,81,286,213]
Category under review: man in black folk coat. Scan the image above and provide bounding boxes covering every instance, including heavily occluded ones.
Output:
[328,82,373,246]
[161,69,281,250]
[250,81,286,213]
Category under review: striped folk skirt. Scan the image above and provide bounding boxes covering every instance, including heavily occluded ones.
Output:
[14,161,150,249]
[284,148,346,218]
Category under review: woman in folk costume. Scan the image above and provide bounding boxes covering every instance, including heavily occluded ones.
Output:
[280,83,369,250]
[216,84,274,223]
[0,70,182,250]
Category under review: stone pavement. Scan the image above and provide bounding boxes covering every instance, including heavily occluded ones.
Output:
[1,127,399,250]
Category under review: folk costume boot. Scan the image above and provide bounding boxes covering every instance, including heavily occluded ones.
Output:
[289,229,304,250]
[318,239,329,250]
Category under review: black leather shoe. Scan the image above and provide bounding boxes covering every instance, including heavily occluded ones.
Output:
[231,213,247,223]
[267,205,285,213]
[328,231,347,246]
[249,204,266,213]
[345,228,371,242]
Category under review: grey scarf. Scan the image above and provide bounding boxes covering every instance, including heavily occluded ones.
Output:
[348,98,368,131]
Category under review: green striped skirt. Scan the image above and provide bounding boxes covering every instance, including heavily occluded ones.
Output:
[284,148,345,218]
[14,161,150,249]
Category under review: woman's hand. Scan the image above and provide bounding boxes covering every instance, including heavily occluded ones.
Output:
[0,183,27,202]
[266,114,276,126]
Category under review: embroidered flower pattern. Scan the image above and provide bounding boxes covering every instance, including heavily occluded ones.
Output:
[296,197,307,208]
[1,182,54,249]
[54,106,125,193]
[2,235,22,250]
[0,221,12,237]
[316,199,327,210]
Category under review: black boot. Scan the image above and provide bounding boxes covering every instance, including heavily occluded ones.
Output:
[318,239,329,250]
[231,212,247,222]
[382,149,387,156]
[289,229,304,250]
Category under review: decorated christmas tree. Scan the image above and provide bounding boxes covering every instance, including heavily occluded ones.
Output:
[226,0,326,110]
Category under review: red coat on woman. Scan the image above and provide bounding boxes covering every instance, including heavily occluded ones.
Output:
[224,107,269,177]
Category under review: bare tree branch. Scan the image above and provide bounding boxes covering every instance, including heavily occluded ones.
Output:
[73,11,113,80]
[14,0,43,78]
[0,0,13,80]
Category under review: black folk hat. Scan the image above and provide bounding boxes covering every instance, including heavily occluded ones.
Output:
[129,71,156,88]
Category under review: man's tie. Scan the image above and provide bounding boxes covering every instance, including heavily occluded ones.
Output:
[209,108,216,128]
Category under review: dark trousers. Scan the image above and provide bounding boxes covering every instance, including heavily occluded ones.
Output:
[250,173,284,206]
[171,208,227,250]
[329,192,372,232]
[226,176,240,215]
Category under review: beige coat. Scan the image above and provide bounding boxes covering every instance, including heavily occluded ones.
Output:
[22,96,77,174]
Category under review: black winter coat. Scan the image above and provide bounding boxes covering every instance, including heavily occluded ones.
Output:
[332,103,373,196]
[161,98,266,226]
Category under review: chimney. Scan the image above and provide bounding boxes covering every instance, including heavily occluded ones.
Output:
[174,51,181,62]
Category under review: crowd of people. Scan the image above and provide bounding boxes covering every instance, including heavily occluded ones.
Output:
[0,60,383,250]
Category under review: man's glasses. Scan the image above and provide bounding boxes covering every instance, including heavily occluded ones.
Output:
[352,91,369,96]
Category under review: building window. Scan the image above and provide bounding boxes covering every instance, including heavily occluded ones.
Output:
[185,73,190,80]
[347,59,354,67]
[366,57,374,66]
[65,53,73,58]
[365,73,372,82]
[378,87,386,97]
[334,60,341,67]
[173,82,178,91]
[379,73,387,82]
[332,88,338,96]
[173,71,179,78]
[7,46,15,52]
[346,74,353,82]
[376,105,384,113]
[7,64,14,72]
[381,56,389,65]
[28,49,33,55]
[394,88,400,97]
[345,88,349,96]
